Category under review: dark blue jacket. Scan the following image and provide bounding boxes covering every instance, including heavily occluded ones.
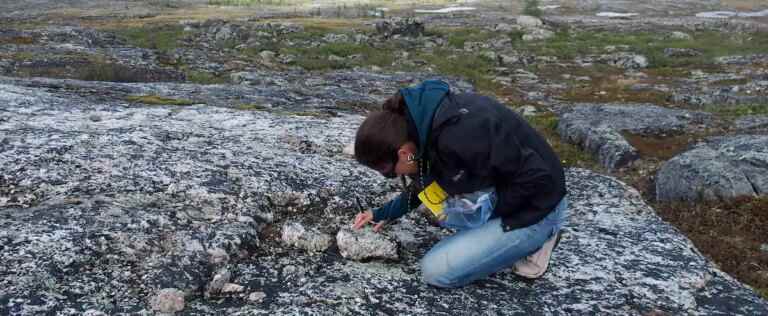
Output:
[372,80,566,231]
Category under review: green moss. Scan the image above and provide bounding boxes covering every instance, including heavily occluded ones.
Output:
[525,113,598,168]
[705,104,768,118]
[414,49,499,93]
[186,70,228,84]
[236,103,269,110]
[521,29,768,68]
[114,24,186,52]
[126,95,196,106]
[758,288,768,300]
[282,42,395,71]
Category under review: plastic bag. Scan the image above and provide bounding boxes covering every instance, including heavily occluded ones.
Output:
[439,188,496,230]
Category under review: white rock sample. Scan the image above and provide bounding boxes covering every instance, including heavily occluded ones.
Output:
[281,223,333,252]
[336,228,398,261]
[150,288,185,314]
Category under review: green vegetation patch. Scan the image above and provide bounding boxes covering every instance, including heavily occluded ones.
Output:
[525,112,598,168]
[524,30,768,69]
[280,41,395,71]
[705,103,768,119]
[126,95,196,106]
[113,24,186,52]
[185,70,228,84]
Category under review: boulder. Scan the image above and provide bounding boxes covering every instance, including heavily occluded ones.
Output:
[557,104,711,170]
[664,48,702,57]
[657,135,768,202]
[666,31,692,40]
[375,17,424,38]
[281,222,334,252]
[336,228,399,261]
[522,28,555,41]
[516,15,543,28]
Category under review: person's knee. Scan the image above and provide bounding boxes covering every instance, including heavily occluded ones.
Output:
[420,255,463,288]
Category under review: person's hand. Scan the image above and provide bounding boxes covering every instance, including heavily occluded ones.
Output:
[352,210,387,232]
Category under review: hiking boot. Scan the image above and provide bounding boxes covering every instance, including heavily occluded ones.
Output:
[512,231,562,279]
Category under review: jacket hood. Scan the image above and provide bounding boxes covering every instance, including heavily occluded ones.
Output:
[400,79,450,159]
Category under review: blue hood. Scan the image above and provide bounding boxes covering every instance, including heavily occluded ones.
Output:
[400,80,450,159]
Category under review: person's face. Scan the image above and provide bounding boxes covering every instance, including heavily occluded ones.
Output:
[375,143,418,178]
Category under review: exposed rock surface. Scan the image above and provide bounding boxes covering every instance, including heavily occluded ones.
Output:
[557,104,711,169]
[281,222,333,252]
[656,135,768,202]
[336,228,399,261]
[375,17,425,38]
[1,78,766,314]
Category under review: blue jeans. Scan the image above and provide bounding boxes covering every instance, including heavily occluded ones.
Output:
[420,197,568,288]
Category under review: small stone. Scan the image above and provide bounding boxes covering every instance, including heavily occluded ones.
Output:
[248,291,267,303]
[259,50,277,62]
[516,15,543,28]
[493,23,517,32]
[207,247,229,265]
[343,142,355,157]
[206,267,232,297]
[667,31,692,40]
[522,28,554,41]
[517,105,538,117]
[760,244,768,253]
[336,228,398,261]
[83,310,107,316]
[150,288,185,314]
[88,114,102,122]
[222,283,245,293]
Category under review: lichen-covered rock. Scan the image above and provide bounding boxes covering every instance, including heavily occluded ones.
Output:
[557,104,710,169]
[375,17,424,38]
[516,15,543,28]
[281,222,333,252]
[150,288,185,314]
[336,228,399,261]
[657,135,768,201]
[205,267,232,297]
[1,76,767,315]
[522,28,555,41]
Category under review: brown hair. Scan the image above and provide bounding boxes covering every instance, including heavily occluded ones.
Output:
[354,93,413,169]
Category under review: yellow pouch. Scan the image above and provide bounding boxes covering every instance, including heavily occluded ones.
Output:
[418,181,449,219]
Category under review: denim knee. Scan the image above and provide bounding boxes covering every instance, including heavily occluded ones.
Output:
[420,254,463,288]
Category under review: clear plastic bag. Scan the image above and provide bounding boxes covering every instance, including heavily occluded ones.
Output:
[440,188,496,230]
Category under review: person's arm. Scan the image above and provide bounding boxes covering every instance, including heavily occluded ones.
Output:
[372,186,420,222]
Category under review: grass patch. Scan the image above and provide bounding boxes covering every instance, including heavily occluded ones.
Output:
[281,42,395,71]
[523,29,768,68]
[236,103,270,110]
[126,95,196,106]
[705,104,768,119]
[0,35,35,45]
[415,49,499,93]
[656,196,768,300]
[113,24,186,52]
[525,112,598,168]
[186,70,228,84]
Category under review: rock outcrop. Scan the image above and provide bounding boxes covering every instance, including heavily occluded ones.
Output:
[656,135,768,202]
[557,104,711,170]
[1,78,766,314]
